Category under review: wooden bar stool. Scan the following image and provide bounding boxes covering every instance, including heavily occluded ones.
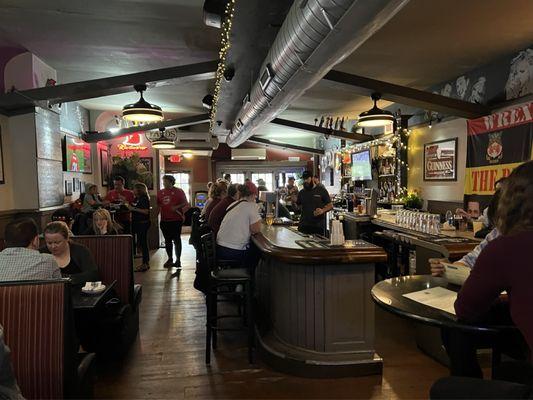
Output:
[200,232,254,365]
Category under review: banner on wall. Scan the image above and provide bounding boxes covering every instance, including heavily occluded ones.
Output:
[464,102,533,213]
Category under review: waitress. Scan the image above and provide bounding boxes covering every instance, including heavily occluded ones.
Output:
[296,171,333,235]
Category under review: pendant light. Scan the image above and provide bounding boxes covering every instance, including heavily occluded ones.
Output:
[145,128,176,149]
[122,84,164,122]
[357,93,394,127]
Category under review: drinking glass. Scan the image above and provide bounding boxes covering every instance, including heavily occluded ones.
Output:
[266,213,274,226]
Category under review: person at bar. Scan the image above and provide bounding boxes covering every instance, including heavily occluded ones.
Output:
[157,174,189,269]
[201,181,214,217]
[445,161,533,378]
[284,176,299,205]
[297,171,333,235]
[203,181,228,219]
[106,176,134,234]
[129,182,152,272]
[42,222,100,286]
[208,183,239,237]
[82,208,121,235]
[0,218,61,281]
[313,174,325,189]
[223,173,232,183]
[216,184,261,265]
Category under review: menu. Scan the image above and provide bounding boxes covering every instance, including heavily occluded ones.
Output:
[403,287,457,315]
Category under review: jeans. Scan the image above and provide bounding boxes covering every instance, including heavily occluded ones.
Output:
[132,221,150,264]
[216,243,261,268]
[160,220,183,263]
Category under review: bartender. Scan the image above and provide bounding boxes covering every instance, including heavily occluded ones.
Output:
[297,171,333,235]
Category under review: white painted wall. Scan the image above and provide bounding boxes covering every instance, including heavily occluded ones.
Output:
[408,118,467,204]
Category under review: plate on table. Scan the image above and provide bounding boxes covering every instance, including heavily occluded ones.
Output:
[81,283,106,295]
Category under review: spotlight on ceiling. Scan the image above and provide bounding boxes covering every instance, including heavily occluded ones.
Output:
[145,128,176,149]
[123,84,164,122]
[202,94,214,110]
[357,93,394,127]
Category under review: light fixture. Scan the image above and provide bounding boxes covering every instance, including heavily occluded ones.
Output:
[145,128,176,149]
[183,152,194,159]
[357,93,394,127]
[122,84,164,122]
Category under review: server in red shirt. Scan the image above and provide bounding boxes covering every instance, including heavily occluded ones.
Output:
[106,176,135,233]
[157,175,189,268]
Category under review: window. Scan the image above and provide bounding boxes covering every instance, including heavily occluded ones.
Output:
[251,173,273,191]
[224,173,245,184]
[161,172,191,201]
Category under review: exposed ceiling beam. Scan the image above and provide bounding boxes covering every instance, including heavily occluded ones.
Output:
[248,137,324,155]
[0,60,218,114]
[82,114,210,142]
[323,70,490,119]
[270,118,371,142]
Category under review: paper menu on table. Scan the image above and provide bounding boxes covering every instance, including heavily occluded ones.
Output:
[403,287,457,315]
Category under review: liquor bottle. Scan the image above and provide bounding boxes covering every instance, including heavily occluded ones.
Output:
[334,117,339,130]
[319,116,325,127]
[340,117,345,131]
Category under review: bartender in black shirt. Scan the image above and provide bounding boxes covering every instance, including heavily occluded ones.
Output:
[297,171,333,235]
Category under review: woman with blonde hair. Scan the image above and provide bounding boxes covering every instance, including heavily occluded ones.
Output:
[203,181,228,219]
[41,221,100,285]
[128,182,151,271]
[84,208,121,235]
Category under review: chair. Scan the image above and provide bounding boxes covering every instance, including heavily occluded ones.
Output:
[0,280,95,399]
[72,235,141,355]
[200,232,254,365]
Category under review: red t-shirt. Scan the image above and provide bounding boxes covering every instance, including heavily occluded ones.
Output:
[106,189,135,222]
[157,187,188,222]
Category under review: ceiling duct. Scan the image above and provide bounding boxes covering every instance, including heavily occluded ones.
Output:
[223,0,409,147]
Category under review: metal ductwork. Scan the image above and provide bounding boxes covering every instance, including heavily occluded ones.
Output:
[223,0,409,147]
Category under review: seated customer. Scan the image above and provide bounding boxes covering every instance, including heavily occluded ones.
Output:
[41,222,99,286]
[82,208,121,235]
[208,184,239,236]
[203,180,228,220]
[0,218,61,281]
[0,325,23,400]
[445,161,533,378]
[216,184,261,265]
[81,184,105,214]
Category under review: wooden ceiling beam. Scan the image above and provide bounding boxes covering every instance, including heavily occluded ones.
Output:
[323,70,490,119]
[270,118,371,142]
[82,114,210,142]
[248,137,324,155]
[0,60,218,114]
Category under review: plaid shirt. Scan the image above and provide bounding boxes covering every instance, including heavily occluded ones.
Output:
[0,247,61,282]
[459,228,500,269]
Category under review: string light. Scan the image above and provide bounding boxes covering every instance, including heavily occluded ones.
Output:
[210,0,237,132]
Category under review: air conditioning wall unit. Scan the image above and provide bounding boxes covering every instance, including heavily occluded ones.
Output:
[231,148,266,160]
[174,137,219,150]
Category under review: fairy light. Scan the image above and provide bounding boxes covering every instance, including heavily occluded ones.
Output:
[210,0,237,132]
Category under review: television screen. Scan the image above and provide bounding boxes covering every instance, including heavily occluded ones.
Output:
[351,150,372,181]
[64,136,92,173]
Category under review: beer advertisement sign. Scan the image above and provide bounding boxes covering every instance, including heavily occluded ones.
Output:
[423,138,458,181]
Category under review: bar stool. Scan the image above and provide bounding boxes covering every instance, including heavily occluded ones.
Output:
[200,232,254,365]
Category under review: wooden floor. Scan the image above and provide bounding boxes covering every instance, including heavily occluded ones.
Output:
[94,236,448,399]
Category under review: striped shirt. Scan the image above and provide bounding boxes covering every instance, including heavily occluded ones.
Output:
[459,228,500,269]
[0,247,61,282]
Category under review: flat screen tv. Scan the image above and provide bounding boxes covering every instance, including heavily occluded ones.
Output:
[63,135,92,173]
[351,150,372,181]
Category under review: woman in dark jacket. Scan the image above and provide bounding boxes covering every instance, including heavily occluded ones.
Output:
[41,222,100,285]
[128,183,151,272]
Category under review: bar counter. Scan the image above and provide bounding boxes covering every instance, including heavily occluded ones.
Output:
[252,224,387,378]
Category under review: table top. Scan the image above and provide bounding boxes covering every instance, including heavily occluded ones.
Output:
[71,280,116,310]
[371,275,510,333]
[252,224,387,264]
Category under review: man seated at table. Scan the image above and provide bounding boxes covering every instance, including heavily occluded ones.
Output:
[208,183,239,236]
[0,218,61,281]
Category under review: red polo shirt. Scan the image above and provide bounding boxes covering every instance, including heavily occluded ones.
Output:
[106,188,134,222]
[157,187,188,222]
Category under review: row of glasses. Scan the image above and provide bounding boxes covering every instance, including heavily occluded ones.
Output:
[395,210,441,235]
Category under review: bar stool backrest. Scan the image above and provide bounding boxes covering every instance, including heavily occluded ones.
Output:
[200,232,217,274]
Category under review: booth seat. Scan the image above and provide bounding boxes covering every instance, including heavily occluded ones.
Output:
[0,280,94,399]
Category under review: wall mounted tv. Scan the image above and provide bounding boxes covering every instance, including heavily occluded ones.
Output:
[351,150,372,181]
[63,135,92,173]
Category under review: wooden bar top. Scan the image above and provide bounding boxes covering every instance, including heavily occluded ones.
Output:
[252,224,387,265]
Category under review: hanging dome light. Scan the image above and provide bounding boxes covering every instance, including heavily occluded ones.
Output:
[145,128,176,149]
[122,84,164,122]
[357,93,394,127]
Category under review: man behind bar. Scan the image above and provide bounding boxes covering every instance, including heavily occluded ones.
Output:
[296,171,332,235]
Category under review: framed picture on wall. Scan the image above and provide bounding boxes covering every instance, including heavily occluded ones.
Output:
[100,148,110,186]
[73,177,80,192]
[0,126,4,184]
[65,180,73,196]
[423,138,458,181]
[139,157,154,190]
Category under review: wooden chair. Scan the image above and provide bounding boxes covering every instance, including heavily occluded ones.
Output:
[0,280,94,399]
[200,232,254,365]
